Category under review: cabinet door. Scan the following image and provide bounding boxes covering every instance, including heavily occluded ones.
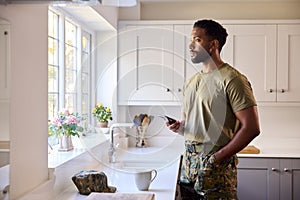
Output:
[223,25,277,102]
[173,24,194,102]
[280,159,300,200]
[0,23,10,101]
[135,25,174,101]
[237,158,280,200]
[118,25,174,104]
[118,25,138,105]
[277,24,300,102]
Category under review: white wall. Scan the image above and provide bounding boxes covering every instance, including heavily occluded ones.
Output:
[0,102,9,141]
[93,5,119,29]
[0,5,48,199]
[119,1,300,20]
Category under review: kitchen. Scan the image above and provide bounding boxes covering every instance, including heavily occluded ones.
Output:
[1,0,300,199]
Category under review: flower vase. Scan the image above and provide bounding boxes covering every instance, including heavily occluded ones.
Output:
[58,134,74,151]
[96,122,109,134]
[98,121,108,128]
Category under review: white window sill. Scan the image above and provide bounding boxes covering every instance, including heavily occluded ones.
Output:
[48,133,110,169]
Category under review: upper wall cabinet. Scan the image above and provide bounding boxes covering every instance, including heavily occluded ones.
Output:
[0,19,10,102]
[118,24,184,105]
[118,21,300,105]
[222,23,300,103]
[277,25,300,102]
[222,24,277,102]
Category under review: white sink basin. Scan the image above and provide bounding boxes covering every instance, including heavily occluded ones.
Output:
[108,160,168,172]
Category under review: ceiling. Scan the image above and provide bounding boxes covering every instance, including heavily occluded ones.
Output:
[140,0,300,1]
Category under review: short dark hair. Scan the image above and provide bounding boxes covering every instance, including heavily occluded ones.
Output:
[193,19,228,52]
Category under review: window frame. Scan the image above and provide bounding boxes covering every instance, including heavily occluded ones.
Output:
[48,7,95,141]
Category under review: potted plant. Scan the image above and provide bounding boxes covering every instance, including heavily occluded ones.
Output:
[92,103,113,128]
[49,108,83,151]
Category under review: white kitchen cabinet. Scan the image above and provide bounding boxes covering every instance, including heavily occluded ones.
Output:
[237,157,300,200]
[118,24,181,105]
[277,25,300,102]
[118,21,300,105]
[0,20,10,102]
[223,23,300,103]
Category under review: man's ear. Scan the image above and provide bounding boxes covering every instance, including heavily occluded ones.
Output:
[211,39,219,51]
[209,39,219,53]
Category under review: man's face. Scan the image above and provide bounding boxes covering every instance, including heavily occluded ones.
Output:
[189,27,213,64]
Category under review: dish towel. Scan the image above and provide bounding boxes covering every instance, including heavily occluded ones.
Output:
[86,192,155,200]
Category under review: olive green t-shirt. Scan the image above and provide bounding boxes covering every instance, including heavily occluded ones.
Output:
[182,63,257,146]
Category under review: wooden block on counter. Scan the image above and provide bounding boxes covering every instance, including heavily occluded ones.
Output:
[86,193,155,200]
[239,145,260,154]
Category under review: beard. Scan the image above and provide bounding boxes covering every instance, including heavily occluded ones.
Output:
[190,48,211,64]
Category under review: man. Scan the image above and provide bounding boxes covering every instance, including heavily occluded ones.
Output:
[168,19,260,199]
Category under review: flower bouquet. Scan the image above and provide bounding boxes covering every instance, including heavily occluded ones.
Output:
[49,108,83,151]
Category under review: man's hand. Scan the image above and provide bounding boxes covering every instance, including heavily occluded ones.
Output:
[167,120,185,136]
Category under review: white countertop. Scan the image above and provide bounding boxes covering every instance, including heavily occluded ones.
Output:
[21,133,300,200]
[237,138,300,158]
[54,158,180,200]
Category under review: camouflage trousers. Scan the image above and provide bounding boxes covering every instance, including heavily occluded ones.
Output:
[180,142,238,200]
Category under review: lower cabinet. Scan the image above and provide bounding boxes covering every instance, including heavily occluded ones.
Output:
[237,157,300,200]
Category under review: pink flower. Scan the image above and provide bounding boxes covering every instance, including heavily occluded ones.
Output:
[65,109,70,116]
[52,117,61,126]
[66,115,78,125]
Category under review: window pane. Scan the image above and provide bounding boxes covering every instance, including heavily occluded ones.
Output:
[81,72,88,93]
[48,93,58,120]
[48,65,58,92]
[65,45,76,70]
[82,34,90,52]
[81,94,88,115]
[65,20,76,46]
[48,38,58,66]
[48,10,58,38]
[65,68,76,92]
[65,93,76,112]
[81,52,89,73]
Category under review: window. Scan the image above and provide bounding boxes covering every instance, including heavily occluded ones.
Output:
[48,10,59,120]
[48,9,92,139]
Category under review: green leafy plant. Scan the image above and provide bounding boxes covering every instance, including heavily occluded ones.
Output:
[49,108,83,137]
[92,103,113,123]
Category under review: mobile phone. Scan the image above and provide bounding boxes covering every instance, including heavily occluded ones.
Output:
[158,115,177,125]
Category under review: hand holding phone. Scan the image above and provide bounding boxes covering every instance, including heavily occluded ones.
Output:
[158,115,176,125]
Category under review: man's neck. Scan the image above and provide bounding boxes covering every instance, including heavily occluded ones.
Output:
[202,58,224,73]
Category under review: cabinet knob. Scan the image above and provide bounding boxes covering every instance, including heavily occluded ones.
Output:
[178,88,182,92]
[166,88,170,92]
[280,89,285,93]
[271,168,278,171]
[284,168,290,172]
[269,89,273,93]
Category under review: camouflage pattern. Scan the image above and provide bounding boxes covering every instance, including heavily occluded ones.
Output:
[180,141,238,200]
[72,170,117,195]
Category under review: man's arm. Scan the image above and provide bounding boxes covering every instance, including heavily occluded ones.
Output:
[213,106,260,163]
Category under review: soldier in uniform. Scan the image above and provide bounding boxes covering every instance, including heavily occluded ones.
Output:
[168,19,260,199]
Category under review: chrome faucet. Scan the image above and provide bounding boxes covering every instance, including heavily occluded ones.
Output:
[108,123,134,163]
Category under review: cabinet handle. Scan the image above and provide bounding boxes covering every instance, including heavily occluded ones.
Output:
[268,89,273,93]
[284,168,290,172]
[271,168,278,171]
[280,89,285,93]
